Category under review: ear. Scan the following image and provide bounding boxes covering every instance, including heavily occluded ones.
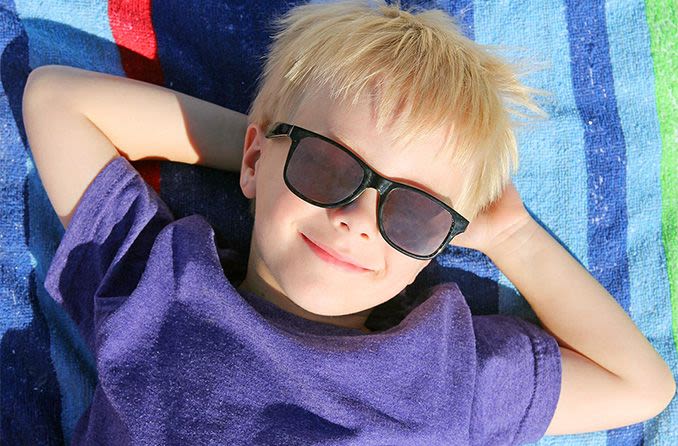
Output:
[239,123,264,199]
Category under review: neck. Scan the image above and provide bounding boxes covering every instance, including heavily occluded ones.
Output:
[237,274,373,333]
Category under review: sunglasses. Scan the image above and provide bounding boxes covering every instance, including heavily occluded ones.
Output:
[265,122,469,260]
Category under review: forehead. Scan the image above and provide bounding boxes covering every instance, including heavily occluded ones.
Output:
[290,88,462,206]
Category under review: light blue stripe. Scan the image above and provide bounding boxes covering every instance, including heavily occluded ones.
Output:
[472,3,590,316]
[605,1,678,444]
[473,1,602,444]
[14,0,124,74]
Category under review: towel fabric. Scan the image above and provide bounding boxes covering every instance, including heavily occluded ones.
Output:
[1,0,676,445]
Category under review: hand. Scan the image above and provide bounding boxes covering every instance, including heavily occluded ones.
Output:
[449,181,534,254]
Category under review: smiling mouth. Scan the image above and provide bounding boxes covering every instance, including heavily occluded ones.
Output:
[300,233,371,273]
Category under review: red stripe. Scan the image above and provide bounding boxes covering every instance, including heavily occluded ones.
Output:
[108,0,163,193]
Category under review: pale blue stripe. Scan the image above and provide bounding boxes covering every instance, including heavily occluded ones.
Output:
[474,1,602,444]
[14,0,124,74]
[605,1,677,444]
[472,2,589,315]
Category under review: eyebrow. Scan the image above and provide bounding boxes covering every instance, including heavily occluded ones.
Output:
[324,129,453,206]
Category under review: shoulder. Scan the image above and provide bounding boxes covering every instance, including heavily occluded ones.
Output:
[469,312,561,445]
[44,156,181,349]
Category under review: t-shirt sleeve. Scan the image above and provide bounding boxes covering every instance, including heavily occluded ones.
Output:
[469,314,562,446]
[44,156,175,351]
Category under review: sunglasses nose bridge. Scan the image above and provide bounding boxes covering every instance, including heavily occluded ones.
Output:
[362,169,392,200]
[339,170,390,212]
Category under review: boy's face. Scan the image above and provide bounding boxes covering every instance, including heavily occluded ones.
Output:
[238,88,463,329]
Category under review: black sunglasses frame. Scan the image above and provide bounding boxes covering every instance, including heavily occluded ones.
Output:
[265,122,470,260]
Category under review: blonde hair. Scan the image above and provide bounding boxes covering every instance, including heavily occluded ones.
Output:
[247,0,546,221]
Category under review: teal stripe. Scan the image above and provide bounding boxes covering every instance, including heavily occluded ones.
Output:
[473,1,600,444]
[605,0,678,442]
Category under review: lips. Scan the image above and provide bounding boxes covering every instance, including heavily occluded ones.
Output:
[301,233,372,272]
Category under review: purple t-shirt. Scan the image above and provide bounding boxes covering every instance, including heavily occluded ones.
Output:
[45,156,561,445]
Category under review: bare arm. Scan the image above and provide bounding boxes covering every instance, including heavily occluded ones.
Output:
[22,64,248,228]
[484,216,676,435]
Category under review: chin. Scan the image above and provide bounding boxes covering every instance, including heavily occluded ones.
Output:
[274,257,379,316]
[293,294,352,316]
[287,286,366,317]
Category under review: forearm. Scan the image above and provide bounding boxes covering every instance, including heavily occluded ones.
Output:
[484,215,674,388]
[33,64,247,171]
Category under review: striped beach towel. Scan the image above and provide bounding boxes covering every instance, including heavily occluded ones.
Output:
[1,0,675,444]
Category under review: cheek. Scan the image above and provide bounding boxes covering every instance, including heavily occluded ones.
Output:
[254,156,322,237]
[252,175,315,251]
[253,156,296,226]
[355,253,426,305]
[382,254,428,288]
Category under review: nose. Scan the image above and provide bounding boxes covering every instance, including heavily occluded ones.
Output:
[329,187,380,240]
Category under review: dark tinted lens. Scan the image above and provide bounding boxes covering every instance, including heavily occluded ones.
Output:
[381,187,453,257]
[285,137,364,204]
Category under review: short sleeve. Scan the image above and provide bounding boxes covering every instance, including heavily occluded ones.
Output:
[44,156,174,351]
[470,314,562,446]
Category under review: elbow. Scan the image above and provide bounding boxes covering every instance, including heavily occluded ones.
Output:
[24,65,77,101]
[623,365,676,420]
[642,370,676,418]
[24,65,62,105]
[656,374,676,414]
[657,361,676,409]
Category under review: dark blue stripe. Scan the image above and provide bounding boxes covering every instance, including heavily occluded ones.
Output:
[564,1,637,444]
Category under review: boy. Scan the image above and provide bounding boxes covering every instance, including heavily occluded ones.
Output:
[21,0,674,444]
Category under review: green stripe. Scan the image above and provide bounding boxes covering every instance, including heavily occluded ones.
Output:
[645,0,678,352]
